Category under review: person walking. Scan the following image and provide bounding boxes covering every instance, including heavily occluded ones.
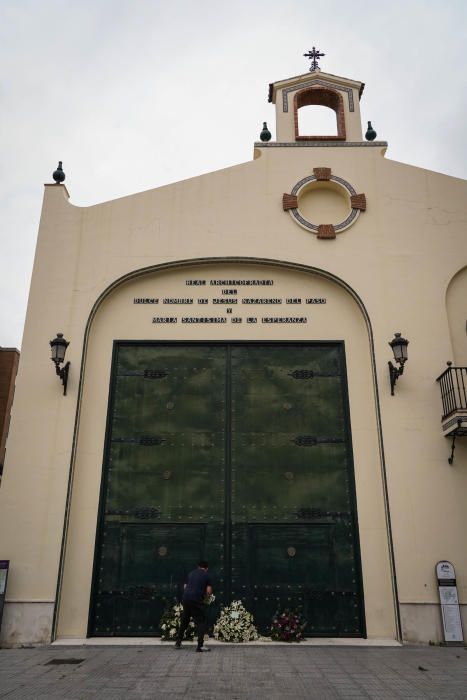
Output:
[175,560,213,652]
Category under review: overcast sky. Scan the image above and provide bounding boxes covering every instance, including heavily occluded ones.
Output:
[1,0,466,348]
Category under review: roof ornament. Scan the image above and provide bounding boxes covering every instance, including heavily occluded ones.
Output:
[303,46,325,72]
[259,122,272,142]
[53,161,65,184]
[365,121,377,141]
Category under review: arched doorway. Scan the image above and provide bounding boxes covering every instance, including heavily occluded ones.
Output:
[55,259,398,641]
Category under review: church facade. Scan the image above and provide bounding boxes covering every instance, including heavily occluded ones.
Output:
[0,57,466,646]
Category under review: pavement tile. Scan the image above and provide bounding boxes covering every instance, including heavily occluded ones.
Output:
[1,645,467,699]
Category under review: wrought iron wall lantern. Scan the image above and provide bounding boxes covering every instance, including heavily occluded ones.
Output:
[388,332,409,395]
[50,332,70,395]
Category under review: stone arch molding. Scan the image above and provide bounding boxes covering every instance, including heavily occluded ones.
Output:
[446,265,467,366]
[282,79,355,113]
[76,257,378,445]
[53,256,402,643]
[84,257,371,336]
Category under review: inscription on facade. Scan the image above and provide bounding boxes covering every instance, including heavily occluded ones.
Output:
[140,278,328,325]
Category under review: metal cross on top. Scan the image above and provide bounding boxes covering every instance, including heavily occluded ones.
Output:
[303,46,325,72]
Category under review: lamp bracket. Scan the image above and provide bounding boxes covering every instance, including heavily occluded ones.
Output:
[388,360,405,396]
[55,361,70,395]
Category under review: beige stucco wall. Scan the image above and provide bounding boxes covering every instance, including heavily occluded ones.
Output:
[0,93,466,644]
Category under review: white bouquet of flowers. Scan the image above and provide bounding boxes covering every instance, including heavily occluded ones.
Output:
[204,593,216,605]
[213,600,259,643]
[159,602,195,641]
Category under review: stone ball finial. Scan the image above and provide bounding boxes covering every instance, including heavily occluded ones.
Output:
[260,122,272,142]
[53,161,65,184]
[365,122,377,141]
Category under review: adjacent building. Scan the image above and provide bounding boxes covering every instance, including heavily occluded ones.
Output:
[0,347,19,484]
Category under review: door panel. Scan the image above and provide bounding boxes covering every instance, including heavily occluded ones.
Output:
[91,345,226,636]
[89,343,364,637]
[230,345,362,636]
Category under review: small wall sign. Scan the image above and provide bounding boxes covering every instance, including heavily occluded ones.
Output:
[436,560,464,644]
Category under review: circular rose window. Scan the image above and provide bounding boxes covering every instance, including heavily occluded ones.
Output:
[283,168,366,238]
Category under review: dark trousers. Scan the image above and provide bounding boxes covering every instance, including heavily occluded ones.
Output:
[177,601,207,648]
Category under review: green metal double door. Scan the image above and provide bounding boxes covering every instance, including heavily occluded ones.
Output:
[90,342,365,637]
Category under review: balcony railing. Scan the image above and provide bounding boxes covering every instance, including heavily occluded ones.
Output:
[437,366,467,462]
[437,365,467,421]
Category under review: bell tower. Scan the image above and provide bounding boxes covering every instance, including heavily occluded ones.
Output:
[268,48,365,143]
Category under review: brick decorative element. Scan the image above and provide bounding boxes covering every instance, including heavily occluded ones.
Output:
[284,173,366,237]
[350,193,366,210]
[317,224,336,239]
[281,79,355,113]
[282,193,298,210]
[294,87,346,141]
[313,167,331,181]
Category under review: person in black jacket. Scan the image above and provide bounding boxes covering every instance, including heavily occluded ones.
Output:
[175,561,213,652]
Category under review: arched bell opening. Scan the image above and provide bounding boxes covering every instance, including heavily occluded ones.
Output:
[294,87,346,141]
[297,104,339,139]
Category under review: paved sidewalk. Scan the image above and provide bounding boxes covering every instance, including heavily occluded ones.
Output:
[1,643,467,699]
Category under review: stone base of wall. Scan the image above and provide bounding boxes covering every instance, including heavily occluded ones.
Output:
[2,601,465,646]
[400,603,466,644]
[0,602,54,647]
